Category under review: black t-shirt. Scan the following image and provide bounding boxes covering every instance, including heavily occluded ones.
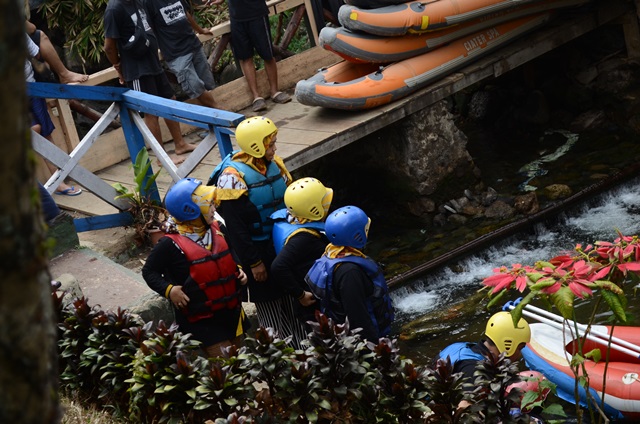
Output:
[227,0,269,22]
[144,0,202,61]
[104,0,163,81]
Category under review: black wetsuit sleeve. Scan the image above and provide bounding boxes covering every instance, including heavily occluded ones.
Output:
[455,359,479,383]
[334,262,378,342]
[141,236,190,297]
[271,231,327,299]
[217,196,262,268]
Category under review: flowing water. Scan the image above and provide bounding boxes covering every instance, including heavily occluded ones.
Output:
[377,176,640,421]
[390,176,640,365]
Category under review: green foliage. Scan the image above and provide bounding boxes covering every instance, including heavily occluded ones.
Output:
[39,0,110,65]
[113,148,166,246]
[36,0,310,72]
[55,290,562,423]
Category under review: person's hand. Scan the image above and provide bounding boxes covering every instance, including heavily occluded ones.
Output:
[237,268,248,285]
[199,27,213,35]
[251,263,267,282]
[298,291,316,306]
[169,285,190,309]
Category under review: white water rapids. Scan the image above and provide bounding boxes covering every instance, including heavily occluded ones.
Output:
[392,176,640,320]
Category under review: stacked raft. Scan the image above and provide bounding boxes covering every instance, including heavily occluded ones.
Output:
[295,0,590,111]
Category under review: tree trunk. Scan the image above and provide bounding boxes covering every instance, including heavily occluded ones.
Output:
[0,1,61,423]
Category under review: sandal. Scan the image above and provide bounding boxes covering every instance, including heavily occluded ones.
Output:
[252,97,267,112]
[55,186,82,196]
[271,91,291,104]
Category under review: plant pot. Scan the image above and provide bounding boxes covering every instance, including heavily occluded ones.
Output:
[147,228,165,246]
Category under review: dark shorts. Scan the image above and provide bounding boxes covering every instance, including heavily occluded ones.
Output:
[30,97,55,138]
[230,16,274,61]
[126,73,175,99]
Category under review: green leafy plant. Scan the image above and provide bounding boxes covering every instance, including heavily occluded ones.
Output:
[55,286,562,423]
[112,148,166,247]
[38,0,110,66]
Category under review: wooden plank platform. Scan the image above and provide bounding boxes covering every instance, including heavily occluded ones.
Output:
[54,0,632,219]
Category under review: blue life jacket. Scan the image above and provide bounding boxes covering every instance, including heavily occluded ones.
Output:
[209,151,287,241]
[305,255,394,338]
[270,209,326,254]
[438,342,484,367]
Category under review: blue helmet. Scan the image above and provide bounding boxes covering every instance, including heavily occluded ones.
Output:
[325,206,371,248]
[164,178,203,222]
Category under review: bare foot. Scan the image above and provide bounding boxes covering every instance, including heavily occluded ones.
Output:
[175,142,197,155]
[60,70,89,84]
[171,154,186,165]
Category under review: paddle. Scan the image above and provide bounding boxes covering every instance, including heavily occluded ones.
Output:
[503,298,640,360]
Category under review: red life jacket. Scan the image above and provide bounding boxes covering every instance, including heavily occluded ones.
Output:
[165,221,240,323]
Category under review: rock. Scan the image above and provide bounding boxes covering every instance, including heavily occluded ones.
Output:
[448,214,468,225]
[570,110,607,132]
[461,204,484,217]
[407,197,436,216]
[544,184,572,200]
[482,187,498,206]
[375,101,476,197]
[484,200,515,220]
[514,192,539,215]
[47,212,80,258]
[128,291,175,325]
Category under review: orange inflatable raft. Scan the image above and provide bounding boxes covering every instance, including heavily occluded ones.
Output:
[523,322,640,420]
[321,0,588,63]
[338,0,541,36]
[296,13,550,110]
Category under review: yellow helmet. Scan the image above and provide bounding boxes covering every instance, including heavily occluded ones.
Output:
[234,116,277,158]
[284,178,334,221]
[485,311,531,357]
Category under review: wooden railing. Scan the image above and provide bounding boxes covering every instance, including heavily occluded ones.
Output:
[31,82,244,232]
[38,0,339,183]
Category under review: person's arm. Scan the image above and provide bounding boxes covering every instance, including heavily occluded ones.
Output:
[334,263,378,341]
[185,9,212,35]
[217,196,263,269]
[142,237,188,296]
[103,38,124,83]
[271,233,324,300]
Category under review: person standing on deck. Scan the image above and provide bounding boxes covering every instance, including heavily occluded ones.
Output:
[104,0,196,164]
[143,0,218,109]
[270,177,334,349]
[208,0,291,112]
[26,34,83,196]
[208,116,294,340]
[305,205,394,342]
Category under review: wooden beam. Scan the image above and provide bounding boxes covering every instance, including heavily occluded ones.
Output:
[621,12,640,59]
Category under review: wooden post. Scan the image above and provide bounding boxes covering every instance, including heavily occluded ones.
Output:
[621,7,640,59]
[303,0,319,45]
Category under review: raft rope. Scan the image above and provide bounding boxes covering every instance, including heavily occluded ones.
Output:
[504,298,640,360]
